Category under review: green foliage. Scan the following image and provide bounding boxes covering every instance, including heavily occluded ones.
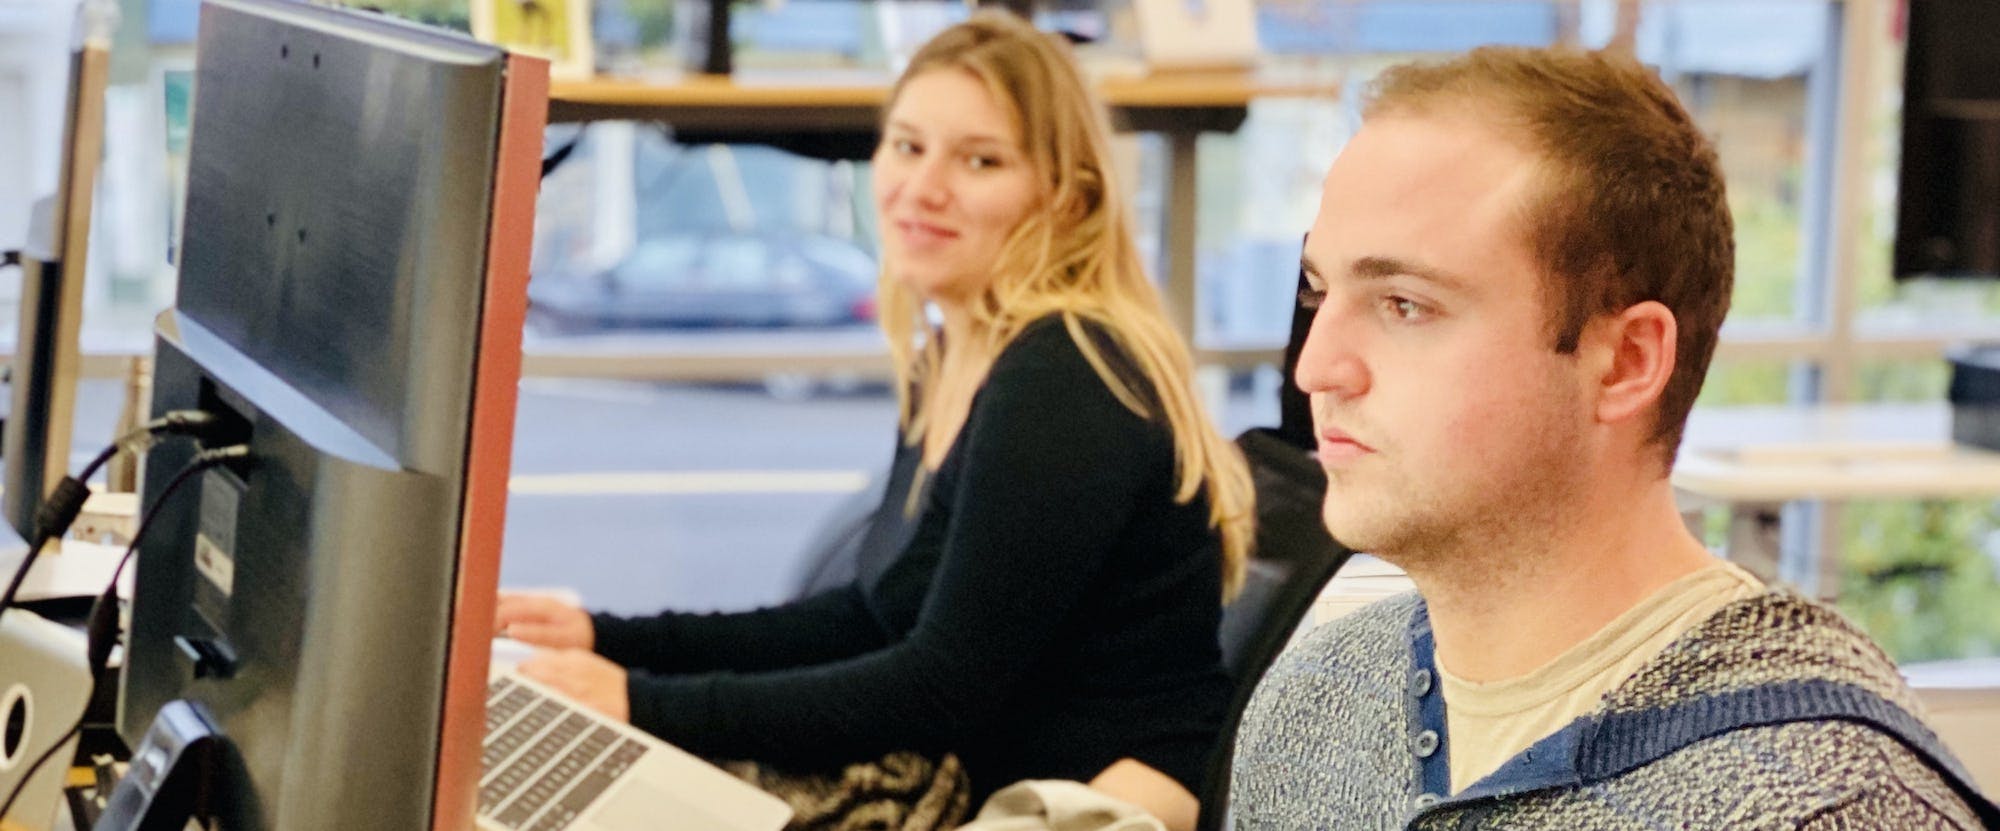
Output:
[1715,191,2000,665]
[1854,359,1949,403]
[1837,499,2000,663]
[1729,194,1801,320]
[624,0,677,47]
[344,0,469,29]
[1697,360,1790,407]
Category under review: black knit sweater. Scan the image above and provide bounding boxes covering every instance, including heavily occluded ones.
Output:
[591,316,1231,802]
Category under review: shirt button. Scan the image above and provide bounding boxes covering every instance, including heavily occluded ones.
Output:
[1412,668,1434,697]
[1414,729,1440,758]
[1412,793,1443,810]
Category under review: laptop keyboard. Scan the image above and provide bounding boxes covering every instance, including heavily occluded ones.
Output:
[481,675,650,831]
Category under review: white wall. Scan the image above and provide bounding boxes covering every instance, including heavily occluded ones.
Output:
[0,1,80,257]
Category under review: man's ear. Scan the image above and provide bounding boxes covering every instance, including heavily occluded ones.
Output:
[1586,300,1677,427]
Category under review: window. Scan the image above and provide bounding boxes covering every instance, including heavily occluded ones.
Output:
[34,1,1999,651]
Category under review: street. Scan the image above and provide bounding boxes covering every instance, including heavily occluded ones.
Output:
[64,370,1281,618]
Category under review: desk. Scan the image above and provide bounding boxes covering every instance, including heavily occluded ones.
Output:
[0,765,94,831]
[549,71,1335,339]
[1673,403,2000,588]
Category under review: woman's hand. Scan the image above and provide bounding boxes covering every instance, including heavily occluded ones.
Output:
[496,591,595,650]
[518,649,631,723]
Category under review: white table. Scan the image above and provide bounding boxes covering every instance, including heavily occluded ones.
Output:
[1673,403,2000,589]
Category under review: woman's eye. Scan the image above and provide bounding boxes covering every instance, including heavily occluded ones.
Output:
[892,139,920,155]
[966,155,999,170]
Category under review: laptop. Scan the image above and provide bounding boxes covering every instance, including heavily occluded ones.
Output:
[477,669,792,831]
[0,608,90,831]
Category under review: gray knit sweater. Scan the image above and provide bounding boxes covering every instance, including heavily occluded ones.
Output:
[1231,590,2000,829]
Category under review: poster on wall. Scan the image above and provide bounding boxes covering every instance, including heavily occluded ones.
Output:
[1132,0,1257,71]
[471,0,594,80]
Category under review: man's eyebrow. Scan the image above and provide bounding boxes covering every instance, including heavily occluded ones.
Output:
[1350,256,1471,293]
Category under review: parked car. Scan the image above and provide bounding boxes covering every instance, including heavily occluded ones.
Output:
[529,232,879,332]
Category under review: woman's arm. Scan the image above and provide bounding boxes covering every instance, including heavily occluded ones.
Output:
[623,323,1167,766]
[592,583,894,675]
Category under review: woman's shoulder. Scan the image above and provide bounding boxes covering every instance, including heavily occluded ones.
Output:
[998,312,1091,356]
[978,314,1166,439]
[993,314,1145,389]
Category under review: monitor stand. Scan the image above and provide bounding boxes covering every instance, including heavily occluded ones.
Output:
[96,700,225,831]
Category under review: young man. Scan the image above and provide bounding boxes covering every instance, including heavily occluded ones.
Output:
[1229,47,1999,829]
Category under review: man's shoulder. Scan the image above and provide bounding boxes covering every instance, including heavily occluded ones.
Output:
[1527,589,1994,828]
[1235,592,1423,722]
[1286,590,1423,661]
[1481,719,1988,829]
[1230,593,1424,830]
[1608,589,1924,715]
[1710,719,1986,828]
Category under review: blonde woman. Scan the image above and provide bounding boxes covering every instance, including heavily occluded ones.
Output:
[499,13,1253,828]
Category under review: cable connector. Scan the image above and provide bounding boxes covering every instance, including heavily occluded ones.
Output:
[31,475,91,544]
[35,410,234,548]
[190,444,252,468]
[150,409,223,438]
[87,443,253,674]
[102,410,226,467]
[0,412,239,625]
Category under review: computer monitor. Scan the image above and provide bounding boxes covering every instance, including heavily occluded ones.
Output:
[3,22,111,540]
[114,2,546,829]
[1892,0,2000,280]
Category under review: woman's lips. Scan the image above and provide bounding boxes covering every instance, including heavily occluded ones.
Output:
[895,220,959,248]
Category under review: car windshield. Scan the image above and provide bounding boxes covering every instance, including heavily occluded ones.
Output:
[704,237,771,289]
[797,236,878,287]
[615,237,702,287]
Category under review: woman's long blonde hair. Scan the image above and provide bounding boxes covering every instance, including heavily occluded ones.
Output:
[877,12,1254,598]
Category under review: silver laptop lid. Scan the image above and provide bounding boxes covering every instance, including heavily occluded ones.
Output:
[0,608,91,831]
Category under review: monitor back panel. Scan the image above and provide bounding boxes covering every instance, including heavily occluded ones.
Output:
[119,2,542,829]
[173,0,502,478]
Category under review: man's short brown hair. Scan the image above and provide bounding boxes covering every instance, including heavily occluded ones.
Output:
[1366,47,1734,468]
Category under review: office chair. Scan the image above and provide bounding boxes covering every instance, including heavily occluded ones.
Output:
[785,431,923,600]
[1194,427,1352,831]
[787,478,882,600]
[1194,252,1353,831]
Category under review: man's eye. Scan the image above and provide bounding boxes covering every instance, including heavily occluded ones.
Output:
[1382,296,1428,321]
[1297,286,1327,310]
[893,139,920,155]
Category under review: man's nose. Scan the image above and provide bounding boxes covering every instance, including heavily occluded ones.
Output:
[1294,299,1370,402]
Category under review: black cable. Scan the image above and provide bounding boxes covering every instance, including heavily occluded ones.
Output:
[85,445,250,674]
[0,411,222,620]
[540,134,581,178]
[0,444,250,826]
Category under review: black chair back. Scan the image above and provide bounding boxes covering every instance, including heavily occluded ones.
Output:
[1195,252,1355,831]
[1195,428,1353,831]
